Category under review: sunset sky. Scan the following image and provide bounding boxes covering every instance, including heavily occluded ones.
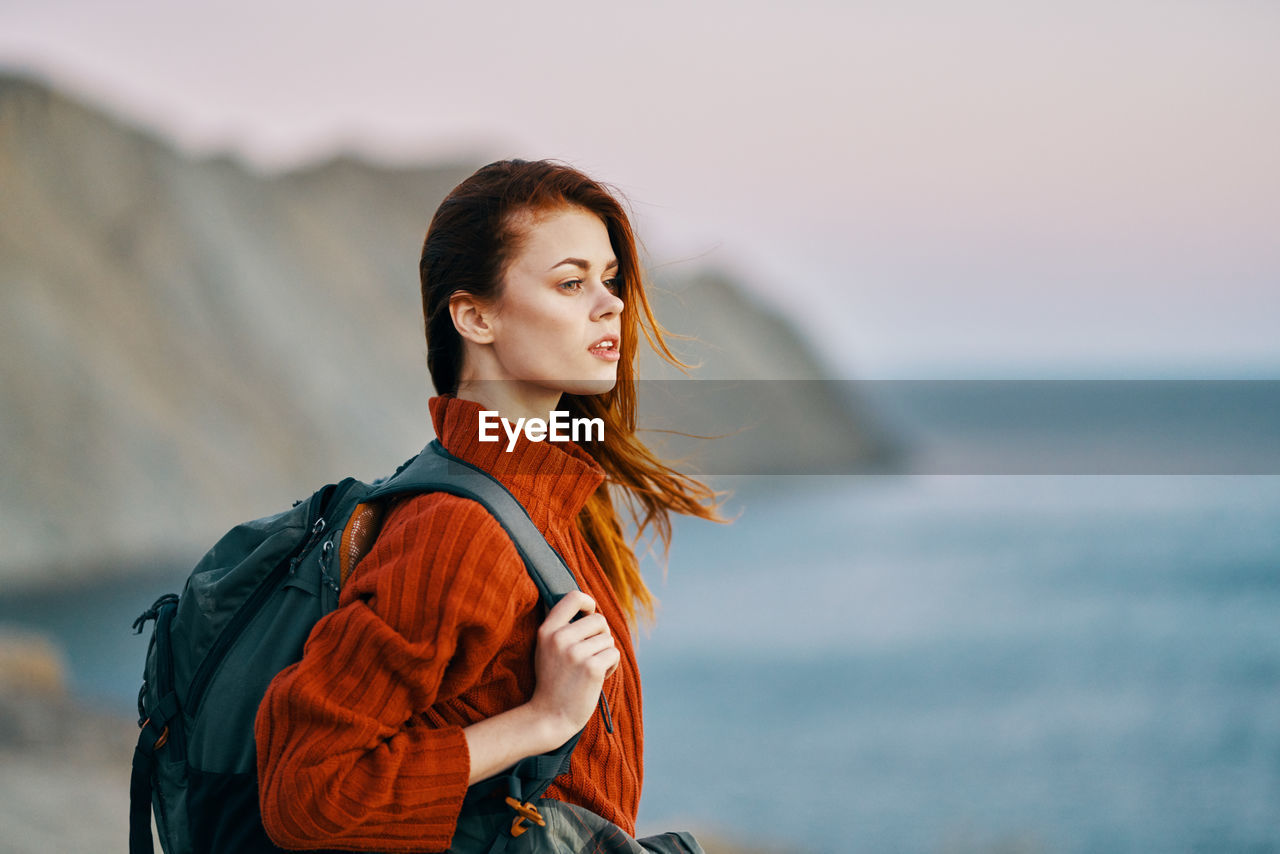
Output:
[3,0,1277,377]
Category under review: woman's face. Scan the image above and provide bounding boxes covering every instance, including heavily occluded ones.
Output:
[460,205,625,413]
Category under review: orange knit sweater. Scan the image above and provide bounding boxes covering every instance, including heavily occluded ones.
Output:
[255,395,643,852]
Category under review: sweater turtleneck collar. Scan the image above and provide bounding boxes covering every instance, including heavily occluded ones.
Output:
[428,395,605,530]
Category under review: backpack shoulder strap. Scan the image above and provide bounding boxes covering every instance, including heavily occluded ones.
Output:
[366,440,579,607]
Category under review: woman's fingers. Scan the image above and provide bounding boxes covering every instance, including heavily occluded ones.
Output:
[552,613,611,648]
[540,590,596,634]
[568,627,617,664]
[540,593,612,654]
[600,646,621,680]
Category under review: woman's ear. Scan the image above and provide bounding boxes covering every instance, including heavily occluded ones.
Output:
[449,292,496,345]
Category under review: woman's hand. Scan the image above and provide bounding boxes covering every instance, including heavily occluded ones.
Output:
[526,590,620,749]
[460,590,619,783]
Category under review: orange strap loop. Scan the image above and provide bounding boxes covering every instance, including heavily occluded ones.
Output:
[140,718,170,751]
[505,797,546,837]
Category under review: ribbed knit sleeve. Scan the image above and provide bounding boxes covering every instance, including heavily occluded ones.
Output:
[254,493,535,852]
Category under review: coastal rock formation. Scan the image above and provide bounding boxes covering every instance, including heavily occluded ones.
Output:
[0,72,888,593]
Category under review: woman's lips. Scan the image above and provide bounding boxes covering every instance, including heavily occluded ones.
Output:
[589,341,621,361]
[588,334,619,361]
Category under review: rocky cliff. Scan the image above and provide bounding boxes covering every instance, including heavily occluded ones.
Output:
[0,72,888,592]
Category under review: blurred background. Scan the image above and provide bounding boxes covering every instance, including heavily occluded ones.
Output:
[1,1,1278,852]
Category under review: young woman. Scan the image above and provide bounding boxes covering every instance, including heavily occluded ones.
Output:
[254,159,721,852]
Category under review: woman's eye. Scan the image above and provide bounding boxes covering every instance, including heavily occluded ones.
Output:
[558,277,621,294]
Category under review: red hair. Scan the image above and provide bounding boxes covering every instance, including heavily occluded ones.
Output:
[419,159,723,621]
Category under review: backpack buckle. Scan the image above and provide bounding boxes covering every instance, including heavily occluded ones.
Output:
[504,796,545,838]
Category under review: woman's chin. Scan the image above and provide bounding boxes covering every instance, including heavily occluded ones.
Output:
[560,376,618,397]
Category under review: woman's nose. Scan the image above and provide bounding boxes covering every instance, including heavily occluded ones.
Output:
[592,282,624,319]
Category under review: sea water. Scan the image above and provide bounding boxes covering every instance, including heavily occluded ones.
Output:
[635,474,1280,852]
[3,474,1278,853]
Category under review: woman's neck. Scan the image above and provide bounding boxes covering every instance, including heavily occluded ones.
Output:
[453,379,564,424]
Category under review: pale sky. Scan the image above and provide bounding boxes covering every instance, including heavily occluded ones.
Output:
[3,0,1277,377]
